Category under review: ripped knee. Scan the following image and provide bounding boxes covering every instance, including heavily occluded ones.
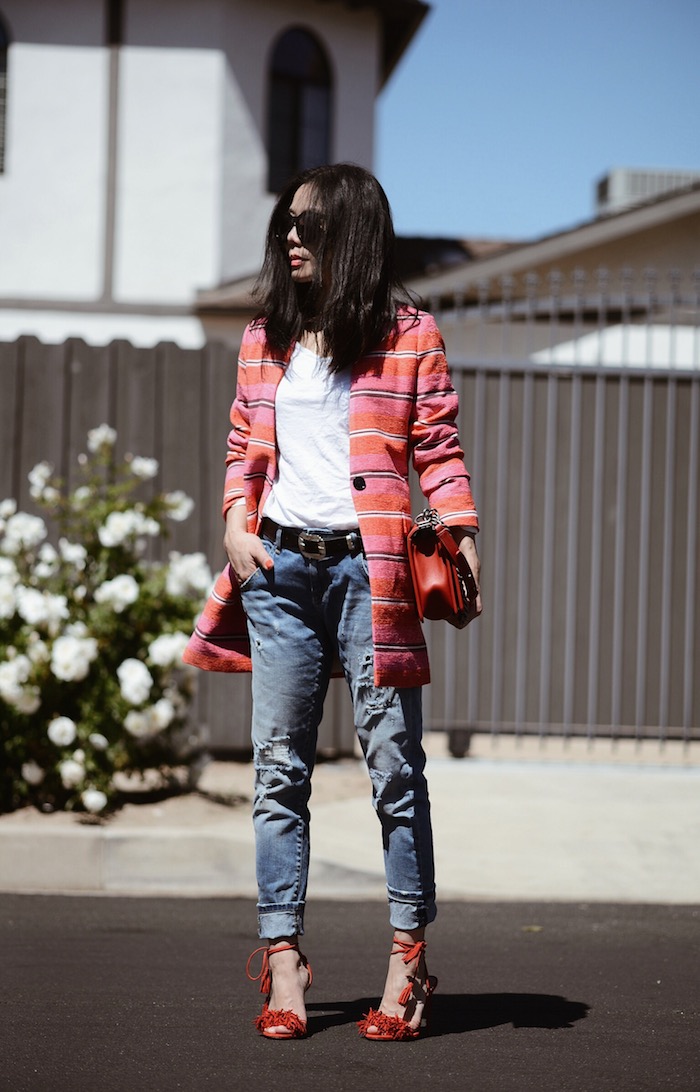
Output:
[367,765,394,797]
[254,738,293,769]
[253,736,310,808]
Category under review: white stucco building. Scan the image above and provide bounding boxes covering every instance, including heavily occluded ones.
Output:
[0,0,427,346]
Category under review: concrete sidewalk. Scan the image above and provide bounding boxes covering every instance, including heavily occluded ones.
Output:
[1,734,699,903]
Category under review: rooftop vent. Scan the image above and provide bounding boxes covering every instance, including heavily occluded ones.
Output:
[595,167,700,216]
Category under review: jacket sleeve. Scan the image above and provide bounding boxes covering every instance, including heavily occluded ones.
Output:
[221,329,253,520]
[409,314,479,531]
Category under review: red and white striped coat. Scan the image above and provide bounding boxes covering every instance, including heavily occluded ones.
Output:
[183,309,478,686]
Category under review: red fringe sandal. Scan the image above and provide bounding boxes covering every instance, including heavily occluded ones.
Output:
[358,937,437,1041]
[246,942,313,1040]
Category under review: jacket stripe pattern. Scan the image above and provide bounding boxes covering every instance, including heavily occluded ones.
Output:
[183,310,478,687]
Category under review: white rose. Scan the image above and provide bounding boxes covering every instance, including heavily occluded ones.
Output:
[0,654,31,684]
[59,758,85,789]
[21,761,45,786]
[88,732,109,751]
[47,715,77,747]
[0,557,19,580]
[0,499,17,518]
[124,710,151,737]
[16,588,68,633]
[27,637,50,664]
[28,461,54,500]
[13,686,41,715]
[130,456,159,480]
[97,509,160,548]
[94,573,140,613]
[0,655,32,706]
[50,634,98,682]
[72,486,92,507]
[81,788,108,813]
[58,538,87,570]
[2,512,47,554]
[166,552,212,598]
[0,577,16,619]
[38,543,58,565]
[97,511,132,548]
[87,424,117,452]
[148,632,189,667]
[15,587,47,625]
[164,490,194,522]
[148,698,175,730]
[129,511,160,538]
[140,516,160,537]
[117,658,153,705]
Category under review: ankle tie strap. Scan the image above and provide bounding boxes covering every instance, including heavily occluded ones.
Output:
[392,937,426,964]
[391,937,427,1007]
[246,943,299,995]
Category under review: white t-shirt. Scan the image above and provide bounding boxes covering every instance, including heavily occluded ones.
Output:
[262,343,357,529]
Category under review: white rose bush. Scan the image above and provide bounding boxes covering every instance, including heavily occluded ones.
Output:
[0,426,213,814]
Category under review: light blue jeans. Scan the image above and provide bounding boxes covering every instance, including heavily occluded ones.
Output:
[240,531,436,939]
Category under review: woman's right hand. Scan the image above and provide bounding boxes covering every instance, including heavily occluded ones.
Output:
[224,504,274,585]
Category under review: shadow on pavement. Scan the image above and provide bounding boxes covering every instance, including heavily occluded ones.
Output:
[306,992,589,1036]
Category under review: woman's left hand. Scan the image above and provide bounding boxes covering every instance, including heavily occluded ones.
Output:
[452,530,482,617]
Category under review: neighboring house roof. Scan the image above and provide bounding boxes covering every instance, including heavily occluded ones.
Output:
[196,274,260,315]
[394,236,516,281]
[198,182,700,316]
[406,182,700,303]
[195,235,516,315]
[332,0,430,83]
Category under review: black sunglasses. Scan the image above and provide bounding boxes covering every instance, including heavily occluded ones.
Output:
[274,209,325,247]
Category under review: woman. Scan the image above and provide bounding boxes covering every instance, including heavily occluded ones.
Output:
[184,163,481,1041]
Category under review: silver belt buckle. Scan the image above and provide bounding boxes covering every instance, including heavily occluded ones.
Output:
[298,532,327,559]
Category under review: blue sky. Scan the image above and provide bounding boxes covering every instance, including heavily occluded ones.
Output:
[375,0,700,242]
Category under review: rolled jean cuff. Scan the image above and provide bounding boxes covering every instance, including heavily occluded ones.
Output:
[257,905,305,940]
[387,889,437,931]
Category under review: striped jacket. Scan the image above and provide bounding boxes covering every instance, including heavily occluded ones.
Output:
[183,309,478,686]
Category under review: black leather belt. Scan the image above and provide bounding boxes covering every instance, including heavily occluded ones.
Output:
[260,517,363,560]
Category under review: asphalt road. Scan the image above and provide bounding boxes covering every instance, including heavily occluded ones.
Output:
[1,895,698,1092]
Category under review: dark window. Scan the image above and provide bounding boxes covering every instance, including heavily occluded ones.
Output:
[106,0,124,46]
[0,13,9,174]
[267,27,332,194]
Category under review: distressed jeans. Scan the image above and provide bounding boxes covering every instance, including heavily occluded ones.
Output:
[240,532,436,939]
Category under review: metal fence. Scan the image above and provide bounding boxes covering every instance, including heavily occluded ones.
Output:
[2,285,699,752]
[424,359,699,748]
[424,269,700,749]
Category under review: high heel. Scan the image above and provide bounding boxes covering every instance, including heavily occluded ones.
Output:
[358,937,437,1041]
[246,942,313,1039]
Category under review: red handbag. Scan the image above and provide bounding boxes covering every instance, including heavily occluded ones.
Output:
[407,508,479,630]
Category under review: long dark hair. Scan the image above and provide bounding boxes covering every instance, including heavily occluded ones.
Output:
[253,163,416,371]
